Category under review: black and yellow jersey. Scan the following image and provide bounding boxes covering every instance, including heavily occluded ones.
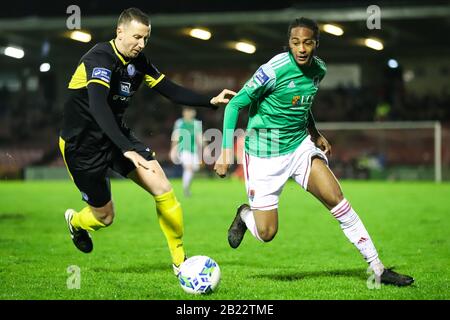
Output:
[61,39,214,156]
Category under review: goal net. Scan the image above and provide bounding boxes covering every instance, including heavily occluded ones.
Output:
[316,121,448,182]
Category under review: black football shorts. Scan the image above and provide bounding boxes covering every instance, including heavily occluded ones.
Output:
[59,134,155,207]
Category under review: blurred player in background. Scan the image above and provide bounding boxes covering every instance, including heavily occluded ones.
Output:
[59,7,235,274]
[170,107,203,197]
[214,17,413,286]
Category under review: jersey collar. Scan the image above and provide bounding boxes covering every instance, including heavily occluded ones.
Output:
[110,39,130,65]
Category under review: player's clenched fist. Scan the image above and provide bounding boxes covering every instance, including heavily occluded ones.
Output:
[214,148,234,178]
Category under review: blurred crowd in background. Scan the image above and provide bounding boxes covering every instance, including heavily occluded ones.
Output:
[0,79,448,146]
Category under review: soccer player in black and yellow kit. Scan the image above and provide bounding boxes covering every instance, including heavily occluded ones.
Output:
[59,8,235,274]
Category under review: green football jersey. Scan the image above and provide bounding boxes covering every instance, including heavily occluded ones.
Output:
[173,118,202,153]
[223,52,326,157]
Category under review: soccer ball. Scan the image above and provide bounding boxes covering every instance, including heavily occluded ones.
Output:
[178,255,221,294]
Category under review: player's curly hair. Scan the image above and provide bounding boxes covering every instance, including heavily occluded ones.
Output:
[117,7,150,27]
[284,17,320,51]
[288,17,320,40]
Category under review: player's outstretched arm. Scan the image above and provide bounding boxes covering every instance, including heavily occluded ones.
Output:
[153,77,235,109]
[210,89,237,107]
[214,89,253,178]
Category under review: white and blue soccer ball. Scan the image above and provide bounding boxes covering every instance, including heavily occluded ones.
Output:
[178,255,221,294]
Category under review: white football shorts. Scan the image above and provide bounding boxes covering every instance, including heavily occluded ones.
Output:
[179,151,200,171]
[242,135,328,211]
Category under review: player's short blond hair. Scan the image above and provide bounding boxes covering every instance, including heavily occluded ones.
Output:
[117,8,150,27]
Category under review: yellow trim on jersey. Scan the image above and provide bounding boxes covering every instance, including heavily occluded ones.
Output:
[86,79,110,89]
[109,40,128,65]
[59,137,73,181]
[144,74,165,88]
[68,63,87,89]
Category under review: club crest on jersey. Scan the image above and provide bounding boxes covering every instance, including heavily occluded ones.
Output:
[254,67,269,85]
[127,64,136,77]
[91,67,111,83]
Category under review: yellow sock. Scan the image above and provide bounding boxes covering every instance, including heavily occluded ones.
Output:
[154,189,185,266]
[71,206,106,232]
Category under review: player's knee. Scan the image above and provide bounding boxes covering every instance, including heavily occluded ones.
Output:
[258,227,277,242]
[153,181,172,196]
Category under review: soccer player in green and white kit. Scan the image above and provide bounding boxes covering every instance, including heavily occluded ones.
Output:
[214,17,414,286]
[170,107,203,197]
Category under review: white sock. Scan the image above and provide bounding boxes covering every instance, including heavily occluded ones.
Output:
[182,169,193,192]
[240,207,263,242]
[331,199,384,274]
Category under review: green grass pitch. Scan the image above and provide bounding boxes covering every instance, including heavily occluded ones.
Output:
[0,178,449,300]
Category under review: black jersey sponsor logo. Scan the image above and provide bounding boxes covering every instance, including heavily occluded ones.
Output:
[112,95,131,102]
